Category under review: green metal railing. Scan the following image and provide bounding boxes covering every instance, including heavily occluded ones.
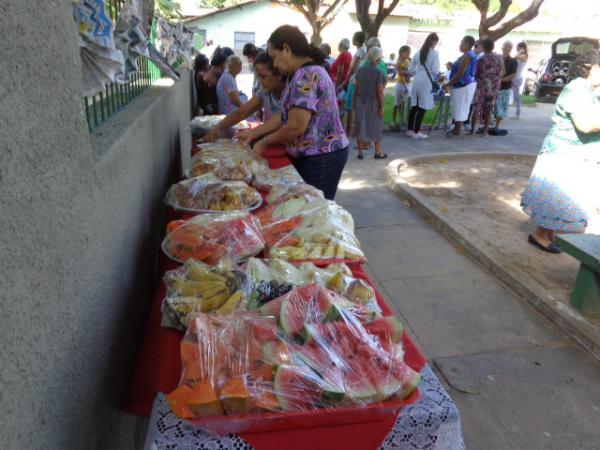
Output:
[84,0,161,132]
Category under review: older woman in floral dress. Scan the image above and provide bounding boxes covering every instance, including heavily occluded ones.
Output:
[521,49,600,253]
[470,38,503,137]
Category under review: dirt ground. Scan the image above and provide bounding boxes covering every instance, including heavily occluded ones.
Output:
[399,156,593,319]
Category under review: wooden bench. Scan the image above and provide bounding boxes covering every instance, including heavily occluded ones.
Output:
[556,234,600,314]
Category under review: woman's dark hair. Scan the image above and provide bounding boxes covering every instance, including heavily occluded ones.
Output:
[463,35,475,49]
[194,53,209,72]
[253,51,279,75]
[482,38,494,53]
[210,46,235,66]
[399,45,410,55]
[570,48,600,79]
[420,33,439,65]
[268,25,325,65]
[517,41,528,54]
[353,31,367,47]
[243,43,259,58]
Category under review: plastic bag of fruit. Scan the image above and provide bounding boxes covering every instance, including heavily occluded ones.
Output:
[265,183,324,205]
[162,212,265,265]
[161,259,252,330]
[187,144,267,182]
[251,166,304,192]
[242,258,381,316]
[254,198,365,264]
[165,175,262,213]
[165,285,420,435]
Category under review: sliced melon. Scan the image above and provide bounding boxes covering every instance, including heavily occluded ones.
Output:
[274,365,321,411]
[365,316,404,343]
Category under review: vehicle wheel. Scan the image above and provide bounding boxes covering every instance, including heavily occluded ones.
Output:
[535,85,543,99]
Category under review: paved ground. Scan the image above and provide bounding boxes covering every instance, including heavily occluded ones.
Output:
[335,103,600,449]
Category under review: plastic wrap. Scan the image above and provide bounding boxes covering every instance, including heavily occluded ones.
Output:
[265,183,324,205]
[165,175,262,213]
[162,212,265,264]
[190,116,250,138]
[251,166,304,192]
[254,198,365,263]
[196,139,247,153]
[242,258,381,316]
[166,285,420,435]
[187,145,268,182]
[162,260,251,330]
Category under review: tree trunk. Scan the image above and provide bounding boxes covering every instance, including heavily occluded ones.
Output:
[354,0,401,39]
[310,23,323,45]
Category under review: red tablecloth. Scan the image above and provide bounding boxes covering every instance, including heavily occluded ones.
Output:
[122,146,427,450]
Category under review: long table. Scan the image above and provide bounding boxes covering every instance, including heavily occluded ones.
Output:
[123,144,465,450]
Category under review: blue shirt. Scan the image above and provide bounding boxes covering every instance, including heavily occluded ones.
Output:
[450,50,477,88]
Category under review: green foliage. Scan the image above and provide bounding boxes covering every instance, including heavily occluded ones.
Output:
[196,0,246,8]
[405,0,527,13]
[156,0,182,18]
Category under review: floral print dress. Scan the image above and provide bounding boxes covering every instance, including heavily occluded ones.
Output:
[280,64,349,158]
[472,52,502,120]
[521,78,600,232]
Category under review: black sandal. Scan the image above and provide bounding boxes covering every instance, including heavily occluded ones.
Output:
[374,153,388,159]
[528,234,562,254]
[357,153,364,160]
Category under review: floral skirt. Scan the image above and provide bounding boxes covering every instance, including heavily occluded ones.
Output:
[521,152,600,232]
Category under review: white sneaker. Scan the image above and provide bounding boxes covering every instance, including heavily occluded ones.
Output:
[406,130,415,137]
[415,132,429,139]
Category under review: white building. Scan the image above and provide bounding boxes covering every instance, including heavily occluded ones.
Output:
[183,0,597,67]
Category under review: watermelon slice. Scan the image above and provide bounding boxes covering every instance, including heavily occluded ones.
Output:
[365,316,404,343]
[274,365,322,411]
[360,355,404,400]
[389,361,422,399]
[251,318,279,342]
[345,360,379,404]
[279,286,335,336]
[257,296,285,317]
[261,341,291,365]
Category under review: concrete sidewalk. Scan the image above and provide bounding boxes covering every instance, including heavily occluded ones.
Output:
[335,103,600,449]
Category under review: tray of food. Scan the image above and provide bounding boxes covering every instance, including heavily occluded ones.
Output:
[165,285,420,435]
[241,258,381,317]
[254,198,365,264]
[162,212,265,265]
[187,147,268,183]
[251,166,304,192]
[165,175,263,214]
[161,260,251,331]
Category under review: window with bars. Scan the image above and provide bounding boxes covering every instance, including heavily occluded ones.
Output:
[84,0,161,132]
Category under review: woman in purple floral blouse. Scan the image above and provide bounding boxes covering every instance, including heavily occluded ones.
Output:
[239,25,349,200]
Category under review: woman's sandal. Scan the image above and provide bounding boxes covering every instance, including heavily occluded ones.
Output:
[528,234,562,254]
[374,153,388,159]
[357,153,364,160]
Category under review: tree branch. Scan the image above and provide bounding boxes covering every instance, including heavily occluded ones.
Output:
[484,0,545,41]
[322,0,349,21]
[374,0,400,30]
[485,0,511,28]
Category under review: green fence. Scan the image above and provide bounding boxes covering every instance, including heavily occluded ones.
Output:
[84,0,161,132]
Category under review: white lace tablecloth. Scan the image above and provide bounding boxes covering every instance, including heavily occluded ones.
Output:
[144,365,465,450]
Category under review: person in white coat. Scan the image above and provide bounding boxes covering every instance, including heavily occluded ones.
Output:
[407,33,440,139]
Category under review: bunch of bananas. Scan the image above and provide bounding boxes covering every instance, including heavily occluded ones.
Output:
[162,262,247,330]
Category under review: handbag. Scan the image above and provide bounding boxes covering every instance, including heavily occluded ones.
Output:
[423,64,440,93]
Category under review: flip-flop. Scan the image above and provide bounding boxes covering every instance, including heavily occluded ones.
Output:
[374,153,388,159]
[528,234,562,254]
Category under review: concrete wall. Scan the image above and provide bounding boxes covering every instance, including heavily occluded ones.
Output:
[0,2,191,449]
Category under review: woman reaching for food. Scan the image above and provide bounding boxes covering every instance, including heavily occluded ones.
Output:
[205,52,285,142]
[238,25,349,200]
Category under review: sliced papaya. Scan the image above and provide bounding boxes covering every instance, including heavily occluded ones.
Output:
[186,381,224,417]
[255,391,280,411]
[219,376,250,415]
[180,340,200,366]
[166,385,195,419]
